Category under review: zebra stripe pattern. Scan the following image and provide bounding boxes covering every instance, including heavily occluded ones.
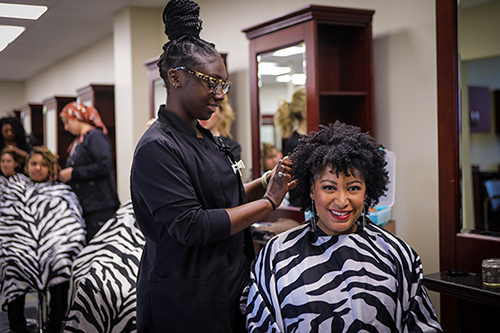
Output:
[0,174,85,309]
[245,221,442,333]
[65,200,145,333]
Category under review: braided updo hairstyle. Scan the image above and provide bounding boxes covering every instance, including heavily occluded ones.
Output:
[158,0,221,87]
[290,121,389,214]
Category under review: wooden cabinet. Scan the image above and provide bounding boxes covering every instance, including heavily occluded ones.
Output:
[243,5,375,179]
[20,103,44,146]
[76,84,116,178]
[42,96,76,168]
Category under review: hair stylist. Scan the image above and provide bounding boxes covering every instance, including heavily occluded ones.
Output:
[130,1,295,332]
[58,102,120,242]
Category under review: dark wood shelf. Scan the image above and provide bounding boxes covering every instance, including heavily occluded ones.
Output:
[20,103,44,146]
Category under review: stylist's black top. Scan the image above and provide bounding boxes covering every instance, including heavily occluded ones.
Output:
[66,129,119,215]
[130,106,254,333]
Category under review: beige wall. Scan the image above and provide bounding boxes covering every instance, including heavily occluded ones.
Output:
[24,35,115,102]
[0,0,441,314]
[0,81,24,117]
[113,6,164,204]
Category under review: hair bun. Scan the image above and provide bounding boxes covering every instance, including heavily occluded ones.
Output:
[163,0,203,40]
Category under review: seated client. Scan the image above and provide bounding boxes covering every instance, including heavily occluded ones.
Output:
[0,146,85,333]
[245,121,443,332]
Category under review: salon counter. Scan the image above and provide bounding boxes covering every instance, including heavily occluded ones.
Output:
[423,271,500,306]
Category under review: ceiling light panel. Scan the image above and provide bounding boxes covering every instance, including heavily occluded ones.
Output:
[0,2,48,20]
[0,25,25,51]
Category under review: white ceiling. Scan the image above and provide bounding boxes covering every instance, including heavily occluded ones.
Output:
[0,0,495,82]
[0,0,167,81]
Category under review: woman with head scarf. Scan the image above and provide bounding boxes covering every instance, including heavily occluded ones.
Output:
[59,102,120,242]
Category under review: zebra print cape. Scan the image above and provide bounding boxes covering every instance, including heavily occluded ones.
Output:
[0,174,85,310]
[245,220,443,333]
[65,200,145,333]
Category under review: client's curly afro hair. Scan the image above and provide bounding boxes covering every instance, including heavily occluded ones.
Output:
[290,121,389,213]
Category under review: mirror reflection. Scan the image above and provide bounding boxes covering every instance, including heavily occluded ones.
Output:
[459,0,500,235]
[258,42,306,174]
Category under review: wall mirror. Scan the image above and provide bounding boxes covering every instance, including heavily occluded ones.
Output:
[458,0,500,236]
[437,0,500,270]
[410,0,500,329]
[258,42,306,158]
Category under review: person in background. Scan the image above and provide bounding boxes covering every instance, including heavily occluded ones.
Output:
[261,143,281,173]
[245,121,442,332]
[0,148,22,178]
[130,0,296,331]
[274,87,306,157]
[0,117,31,172]
[0,146,85,333]
[58,102,120,243]
[199,94,242,161]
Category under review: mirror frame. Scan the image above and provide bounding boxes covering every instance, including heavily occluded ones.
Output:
[437,0,500,274]
[245,20,314,179]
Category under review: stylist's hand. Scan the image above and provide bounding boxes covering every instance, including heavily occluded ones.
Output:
[58,167,73,183]
[7,145,29,159]
[264,156,297,207]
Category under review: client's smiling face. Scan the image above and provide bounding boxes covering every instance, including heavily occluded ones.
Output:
[310,166,366,236]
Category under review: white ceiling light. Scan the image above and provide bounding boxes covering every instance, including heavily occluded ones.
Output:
[273,44,305,57]
[0,3,48,20]
[291,73,306,85]
[276,73,306,85]
[276,74,291,83]
[0,25,25,52]
[258,62,291,76]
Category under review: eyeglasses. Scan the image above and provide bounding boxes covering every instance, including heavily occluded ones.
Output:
[174,66,232,95]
